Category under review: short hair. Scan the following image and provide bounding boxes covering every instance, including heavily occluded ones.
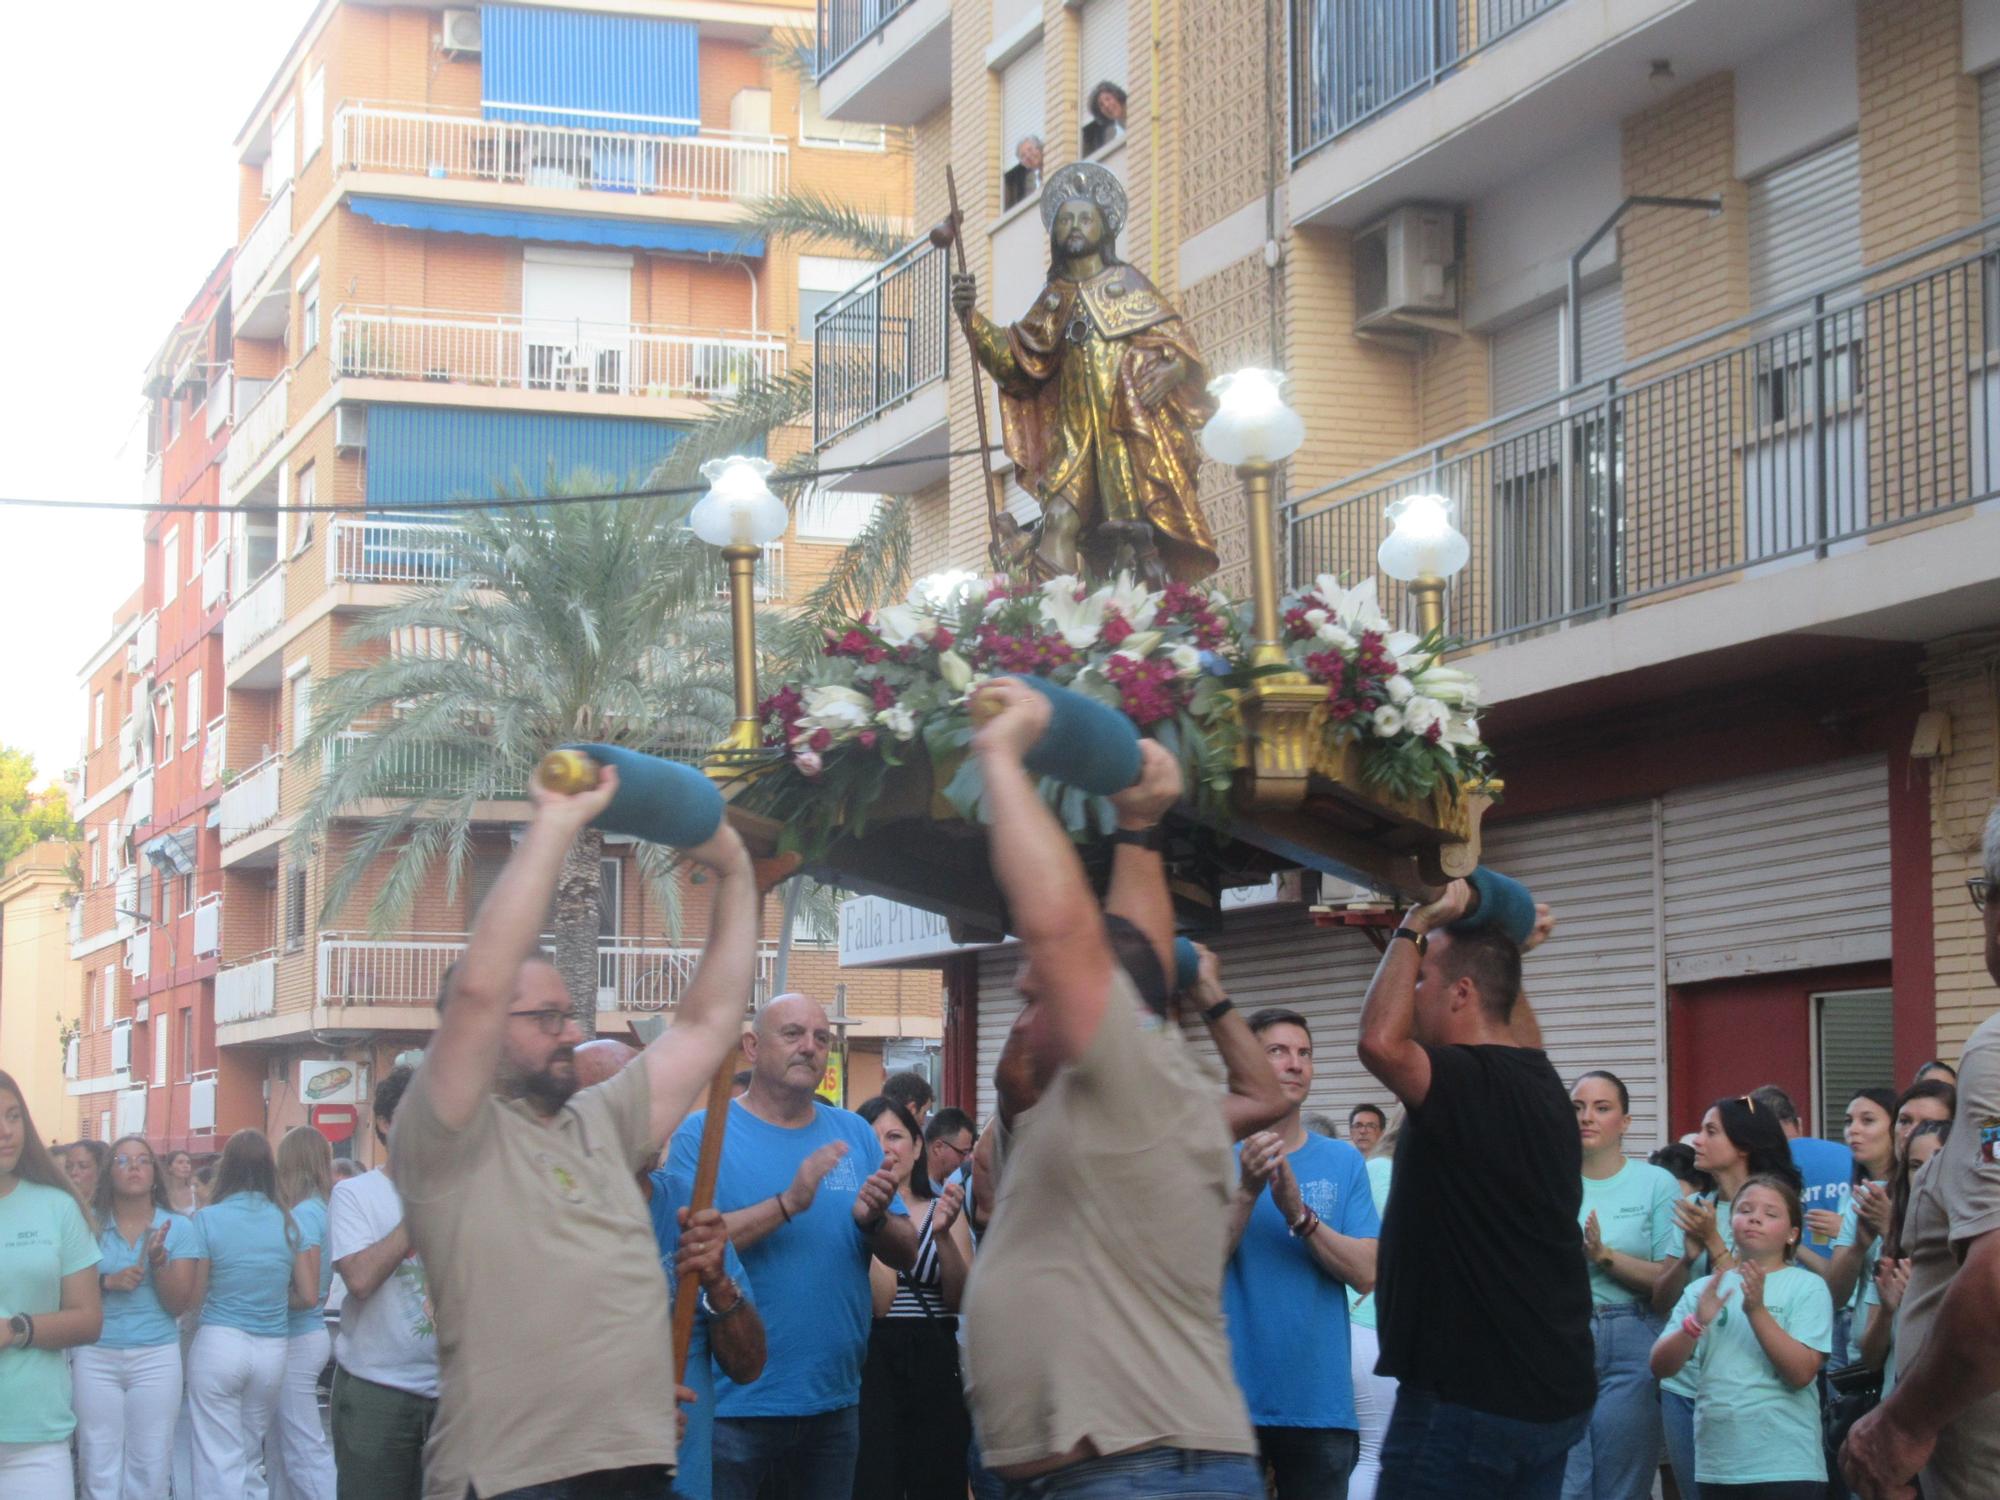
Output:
[1649,1141,1713,1195]
[1912,1059,1957,1086]
[1088,80,1127,120]
[1247,1006,1310,1038]
[1348,1103,1387,1130]
[882,1071,935,1114]
[1305,1114,1341,1138]
[374,1064,415,1125]
[1749,1084,1801,1128]
[1896,1078,1958,1119]
[924,1106,975,1146]
[1433,926,1523,1021]
[1575,1070,1632,1115]
[1103,913,1170,1016]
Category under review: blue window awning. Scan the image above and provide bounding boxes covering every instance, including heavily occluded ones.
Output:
[364,405,689,511]
[346,196,761,256]
[481,5,699,136]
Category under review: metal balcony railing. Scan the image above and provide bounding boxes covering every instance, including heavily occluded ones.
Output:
[815,0,918,77]
[200,543,230,611]
[219,755,282,846]
[334,102,789,203]
[813,238,950,449]
[1290,0,1566,160]
[216,953,278,1025]
[232,183,294,310]
[332,306,786,401]
[1285,218,2000,651]
[223,374,289,492]
[327,516,464,587]
[323,732,492,799]
[223,566,286,665]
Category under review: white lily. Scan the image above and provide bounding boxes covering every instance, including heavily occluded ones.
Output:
[1039,577,1108,649]
[1101,572,1161,631]
[1313,575,1391,633]
[1315,621,1357,653]
[1402,696,1447,739]
[1414,664,1480,707]
[874,603,936,648]
[877,704,918,740]
[936,650,974,693]
[1113,630,1164,661]
[801,685,875,732]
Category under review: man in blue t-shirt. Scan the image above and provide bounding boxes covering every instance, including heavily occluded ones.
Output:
[1752,1084,1853,1264]
[1224,1005,1381,1499]
[665,992,914,1500]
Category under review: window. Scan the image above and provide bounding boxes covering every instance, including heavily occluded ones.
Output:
[108,820,121,870]
[1076,0,1128,155]
[159,686,175,766]
[797,257,875,334]
[521,249,633,393]
[181,1007,194,1080]
[292,464,316,556]
[266,105,296,195]
[300,273,320,356]
[167,397,182,441]
[185,670,203,746]
[89,835,101,887]
[1000,41,1046,210]
[153,1017,168,1086]
[799,83,885,150]
[93,692,105,749]
[284,865,308,952]
[1747,136,1861,315]
[189,515,204,582]
[290,669,314,751]
[179,871,196,918]
[301,67,325,163]
[162,529,179,605]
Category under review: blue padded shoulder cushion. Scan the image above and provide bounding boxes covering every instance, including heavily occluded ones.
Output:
[1173,936,1201,994]
[562,742,724,850]
[1013,675,1143,795]
[1447,866,1537,947]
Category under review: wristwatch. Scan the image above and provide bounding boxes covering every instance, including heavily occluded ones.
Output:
[1200,997,1235,1025]
[8,1313,31,1348]
[1391,926,1428,955]
[1108,824,1167,852]
[702,1281,747,1319]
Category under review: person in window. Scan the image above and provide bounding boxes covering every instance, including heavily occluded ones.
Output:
[1003,136,1042,211]
[1082,82,1125,155]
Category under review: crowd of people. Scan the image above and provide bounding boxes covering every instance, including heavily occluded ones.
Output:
[2,701,1997,1500]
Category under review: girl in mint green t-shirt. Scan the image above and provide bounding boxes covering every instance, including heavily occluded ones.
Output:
[1650,1174,1834,1496]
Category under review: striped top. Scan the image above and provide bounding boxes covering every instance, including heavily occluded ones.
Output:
[885,1196,948,1320]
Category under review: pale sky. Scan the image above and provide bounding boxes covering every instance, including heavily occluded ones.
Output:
[0,1,317,788]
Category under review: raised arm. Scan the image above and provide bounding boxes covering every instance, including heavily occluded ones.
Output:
[426,772,619,1130]
[971,679,1114,1061]
[639,822,760,1146]
[1102,742,1182,985]
[1189,946,1287,1139]
[1358,882,1471,1108]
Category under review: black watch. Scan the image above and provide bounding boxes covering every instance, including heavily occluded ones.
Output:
[1392,926,1429,955]
[1201,997,1235,1025]
[1108,824,1166,852]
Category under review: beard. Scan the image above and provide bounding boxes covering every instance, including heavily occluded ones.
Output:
[502,1050,579,1115]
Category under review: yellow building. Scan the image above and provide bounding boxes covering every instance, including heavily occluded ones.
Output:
[814,0,2000,1138]
[0,841,83,1144]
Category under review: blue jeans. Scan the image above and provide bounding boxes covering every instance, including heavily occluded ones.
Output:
[469,1465,679,1498]
[998,1448,1263,1499]
[1257,1426,1358,1500]
[1561,1303,1663,1500]
[1379,1387,1592,1500]
[711,1408,859,1500]
[968,1433,1006,1500]
[1661,1390,1696,1500]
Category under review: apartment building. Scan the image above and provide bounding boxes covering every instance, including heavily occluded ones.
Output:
[812,0,2000,1141]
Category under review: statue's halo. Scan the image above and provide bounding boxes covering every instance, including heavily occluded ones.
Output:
[1039,161,1128,237]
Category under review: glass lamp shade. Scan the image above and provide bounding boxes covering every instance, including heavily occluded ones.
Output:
[1200,368,1306,467]
[1377,493,1470,581]
[691,456,788,548]
[912,569,983,608]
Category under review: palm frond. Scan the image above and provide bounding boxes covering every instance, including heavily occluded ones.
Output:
[738,188,909,260]
[773,496,914,673]
[756,27,817,83]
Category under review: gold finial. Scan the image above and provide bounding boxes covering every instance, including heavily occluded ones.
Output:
[536,748,600,794]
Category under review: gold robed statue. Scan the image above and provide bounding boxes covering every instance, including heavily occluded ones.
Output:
[952,162,1219,586]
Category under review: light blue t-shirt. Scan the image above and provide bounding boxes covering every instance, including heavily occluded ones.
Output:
[286,1196,334,1338]
[0,1179,100,1443]
[648,1170,750,1500]
[192,1192,298,1338]
[1347,1157,1394,1332]
[1661,1193,1736,1400]
[1580,1159,1681,1306]
[1790,1136,1853,1263]
[1670,1264,1833,1484]
[666,1100,906,1418]
[97,1207,199,1348]
[1224,1133,1379,1428]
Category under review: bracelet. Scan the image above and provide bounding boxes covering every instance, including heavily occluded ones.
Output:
[1391,926,1429,956]
[773,1193,793,1224]
[702,1282,747,1319]
[859,1213,887,1237]
[1201,997,1236,1025]
[11,1313,33,1349]
[1681,1314,1706,1340]
[1108,825,1166,851]
[1289,1209,1321,1240]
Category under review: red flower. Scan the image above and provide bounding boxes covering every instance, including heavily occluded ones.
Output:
[865,677,899,710]
[931,626,955,652]
[808,728,833,753]
[1328,699,1359,722]
[859,730,879,749]
[1102,614,1134,647]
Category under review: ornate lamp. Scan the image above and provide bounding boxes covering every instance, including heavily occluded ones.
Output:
[1200,369,1306,671]
[1376,493,1469,638]
[691,456,788,763]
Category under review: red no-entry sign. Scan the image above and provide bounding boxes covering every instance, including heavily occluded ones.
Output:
[311,1104,358,1144]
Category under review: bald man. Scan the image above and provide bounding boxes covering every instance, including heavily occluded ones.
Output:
[572,1038,639,1092]
[665,993,916,1500]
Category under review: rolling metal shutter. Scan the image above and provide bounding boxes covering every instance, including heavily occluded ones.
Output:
[1660,755,1889,986]
[1816,988,1894,1139]
[1747,135,1861,315]
[1483,800,1667,1147]
[1577,278,1624,385]
[1077,0,1129,110]
[1489,302,1561,417]
[1000,41,1046,172]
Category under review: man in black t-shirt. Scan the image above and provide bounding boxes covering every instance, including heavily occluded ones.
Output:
[1356,880,1594,1500]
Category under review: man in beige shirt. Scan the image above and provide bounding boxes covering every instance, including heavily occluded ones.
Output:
[1843,802,2000,1500]
[959,677,1283,1497]
[393,770,764,1500]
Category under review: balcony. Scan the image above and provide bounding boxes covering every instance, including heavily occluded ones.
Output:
[811,239,951,493]
[200,542,230,611]
[331,305,786,404]
[216,953,277,1025]
[333,102,788,207]
[223,566,285,674]
[219,755,281,849]
[323,732,492,800]
[193,893,221,958]
[814,0,951,125]
[1284,223,2000,699]
[223,375,289,496]
[327,515,463,588]
[318,931,779,1012]
[143,457,163,508]
[233,184,294,339]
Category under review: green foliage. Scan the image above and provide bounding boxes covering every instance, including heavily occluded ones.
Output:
[737,188,907,261]
[0,746,78,868]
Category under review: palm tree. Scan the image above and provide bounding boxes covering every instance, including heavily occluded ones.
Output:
[295,473,738,1030]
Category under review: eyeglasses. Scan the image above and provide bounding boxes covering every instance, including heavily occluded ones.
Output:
[1738,1095,1758,1114]
[112,1155,152,1169]
[508,1007,574,1036]
[1970,877,1993,914]
[931,1138,972,1161]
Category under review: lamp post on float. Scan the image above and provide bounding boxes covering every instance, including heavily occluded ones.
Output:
[1376,493,1469,640]
[1200,369,1305,673]
[690,455,789,761]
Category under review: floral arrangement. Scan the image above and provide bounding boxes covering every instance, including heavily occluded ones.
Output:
[1279,575,1489,801]
[744,569,1489,856]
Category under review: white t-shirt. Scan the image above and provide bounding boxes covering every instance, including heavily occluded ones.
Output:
[329,1169,438,1398]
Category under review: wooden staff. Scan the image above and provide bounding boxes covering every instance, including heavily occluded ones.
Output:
[932,166,1007,557]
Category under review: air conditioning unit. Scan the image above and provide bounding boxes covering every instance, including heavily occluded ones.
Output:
[441,8,482,55]
[333,404,368,454]
[1354,204,1460,332]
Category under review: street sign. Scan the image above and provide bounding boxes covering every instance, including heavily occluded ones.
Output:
[311,1104,358,1144]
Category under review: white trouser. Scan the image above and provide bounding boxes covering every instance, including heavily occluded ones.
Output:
[1348,1322,1399,1500]
[262,1327,335,1500]
[71,1342,185,1500]
[187,1324,288,1498]
[0,1440,76,1500]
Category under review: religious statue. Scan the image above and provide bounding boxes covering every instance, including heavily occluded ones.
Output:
[951,162,1219,586]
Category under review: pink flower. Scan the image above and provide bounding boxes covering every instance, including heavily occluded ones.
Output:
[859,730,879,749]
[808,728,833,753]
